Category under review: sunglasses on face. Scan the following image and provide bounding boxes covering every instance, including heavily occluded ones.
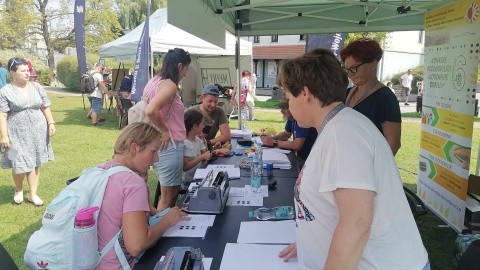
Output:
[343,62,366,74]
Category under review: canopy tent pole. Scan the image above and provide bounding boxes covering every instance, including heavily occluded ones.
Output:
[236,11,242,130]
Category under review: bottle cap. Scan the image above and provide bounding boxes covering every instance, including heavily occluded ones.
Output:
[76,206,99,221]
[248,211,254,218]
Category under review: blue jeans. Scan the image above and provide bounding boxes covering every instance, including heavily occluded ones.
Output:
[89,97,102,114]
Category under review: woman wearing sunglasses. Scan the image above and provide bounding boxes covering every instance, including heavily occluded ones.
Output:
[339,39,402,156]
[0,57,55,206]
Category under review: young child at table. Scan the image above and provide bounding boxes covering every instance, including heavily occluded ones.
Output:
[182,110,213,188]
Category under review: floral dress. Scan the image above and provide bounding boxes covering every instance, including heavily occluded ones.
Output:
[0,83,54,174]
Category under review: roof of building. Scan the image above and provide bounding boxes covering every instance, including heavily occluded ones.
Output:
[253,45,305,60]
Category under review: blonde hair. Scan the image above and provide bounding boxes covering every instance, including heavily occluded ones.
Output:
[114,123,162,155]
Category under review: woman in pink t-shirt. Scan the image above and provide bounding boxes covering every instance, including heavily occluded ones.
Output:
[96,123,189,269]
[145,48,191,210]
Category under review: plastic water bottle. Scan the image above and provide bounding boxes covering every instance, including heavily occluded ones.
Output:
[256,142,263,175]
[248,206,295,220]
[250,155,261,192]
[73,206,100,270]
[241,109,247,131]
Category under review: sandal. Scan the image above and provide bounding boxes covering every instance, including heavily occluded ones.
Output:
[27,195,44,206]
[13,190,23,204]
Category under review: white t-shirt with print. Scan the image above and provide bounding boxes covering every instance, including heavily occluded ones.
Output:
[90,72,104,99]
[183,136,207,184]
[295,108,428,270]
[401,73,413,88]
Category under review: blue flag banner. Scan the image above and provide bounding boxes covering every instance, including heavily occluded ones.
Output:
[131,0,152,102]
[306,33,345,60]
[74,0,88,78]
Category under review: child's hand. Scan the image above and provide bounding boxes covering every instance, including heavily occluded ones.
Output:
[215,148,231,155]
[201,151,213,161]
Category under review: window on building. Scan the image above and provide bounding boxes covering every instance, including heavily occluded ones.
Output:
[253,36,260,43]
[271,35,278,42]
[418,31,424,44]
[299,34,306,41]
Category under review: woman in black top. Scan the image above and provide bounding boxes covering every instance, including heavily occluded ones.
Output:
[339,39,402,155]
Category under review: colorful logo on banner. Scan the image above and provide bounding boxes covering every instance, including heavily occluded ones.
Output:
[420,0,480,232]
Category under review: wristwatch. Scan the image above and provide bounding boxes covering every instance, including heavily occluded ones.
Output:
[273,140,278,147]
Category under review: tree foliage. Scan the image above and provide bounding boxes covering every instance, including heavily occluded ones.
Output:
[115,0,166,31]
[0,0,35,49]
[345,32,389,47]
[84,0,123,53]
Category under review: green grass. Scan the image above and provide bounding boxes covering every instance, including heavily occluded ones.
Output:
[1,94,478,269]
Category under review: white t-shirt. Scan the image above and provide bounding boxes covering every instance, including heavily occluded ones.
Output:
[295,108,428,270]
[183,136,207,184]
[401,73,413,88]
[90,72,104,99]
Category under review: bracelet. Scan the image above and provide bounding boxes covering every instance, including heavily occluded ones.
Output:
[48,122,55,125]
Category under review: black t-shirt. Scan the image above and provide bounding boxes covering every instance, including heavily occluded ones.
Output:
[119,75,134,93]
[345,86,401,134]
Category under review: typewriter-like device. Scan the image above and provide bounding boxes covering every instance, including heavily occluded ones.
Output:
[178,170,230,214]
[154,247,204,270]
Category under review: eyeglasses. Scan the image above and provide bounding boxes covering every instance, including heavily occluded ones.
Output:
[343,62,366,74]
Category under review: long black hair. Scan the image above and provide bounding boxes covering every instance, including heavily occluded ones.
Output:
[160,48,191,83]
[184,109,205,134]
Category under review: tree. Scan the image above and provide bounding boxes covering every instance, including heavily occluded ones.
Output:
[345,32,389,48]
[0,0,35,49]
[84,0,122,53]
[115,0,166,31]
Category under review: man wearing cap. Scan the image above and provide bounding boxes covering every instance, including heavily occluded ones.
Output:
[260,97,318,167]
[189,84,231,145]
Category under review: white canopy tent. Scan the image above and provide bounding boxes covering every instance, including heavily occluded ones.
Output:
[99,8,253,105]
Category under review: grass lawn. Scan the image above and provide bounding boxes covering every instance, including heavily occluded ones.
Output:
[1,93,478,269]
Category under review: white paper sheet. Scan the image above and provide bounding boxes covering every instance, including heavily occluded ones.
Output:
[231,129,254,138]
[163,225,209,237]
[262,150,291,164]
[176,214,216,227]
[237,220,296,244]
[263,148,291,154]
[159,256,213,270]
[229,185,268,197]
[194,166,241,179]
[226,196,263,206]
[219,243,298,270]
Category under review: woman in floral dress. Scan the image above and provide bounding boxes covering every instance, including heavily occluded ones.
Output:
[0,58,55,206]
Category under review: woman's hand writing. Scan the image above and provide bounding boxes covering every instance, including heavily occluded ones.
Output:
[278,242,297,262]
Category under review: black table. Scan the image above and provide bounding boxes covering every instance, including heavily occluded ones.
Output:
[135,150,298,270]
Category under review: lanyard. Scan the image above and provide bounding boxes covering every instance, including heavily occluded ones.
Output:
[345,80,378,107]
[318,103,346,135]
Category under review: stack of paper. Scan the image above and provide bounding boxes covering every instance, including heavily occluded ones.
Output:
[262,149,291,169]
[193,165,240,179]
[237,220,296,244]
[220,243,298,270]
[231,129,254,138]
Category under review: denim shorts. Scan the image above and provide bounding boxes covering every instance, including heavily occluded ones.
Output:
[89,97,102,114]
[153,141,185,186]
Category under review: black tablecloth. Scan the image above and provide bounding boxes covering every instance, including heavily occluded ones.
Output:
[135,148,298,270]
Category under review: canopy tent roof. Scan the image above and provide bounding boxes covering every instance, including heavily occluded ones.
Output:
[98,8,252,59]
[167,0,459,48]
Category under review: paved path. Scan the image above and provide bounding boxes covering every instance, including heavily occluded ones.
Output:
[44,86,82,97]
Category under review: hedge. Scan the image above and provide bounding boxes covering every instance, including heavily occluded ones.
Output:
[388,66,424,94]
[0,49,51,86]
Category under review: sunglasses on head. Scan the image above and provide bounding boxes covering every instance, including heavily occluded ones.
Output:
[9,58,26,71]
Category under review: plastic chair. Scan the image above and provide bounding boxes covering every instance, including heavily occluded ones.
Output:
[117,98,134,129]
[0,243,18,270]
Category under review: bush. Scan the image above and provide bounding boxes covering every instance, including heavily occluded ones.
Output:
[36,69,51,86]
[0,49,49,83]
[57,54,124,91]
[389,66,424,94]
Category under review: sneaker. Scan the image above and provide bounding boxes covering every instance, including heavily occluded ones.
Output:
[98,118,106,123]
[404,103,410,106]
[27,195,44,206]
[92,122,104,127]
[13,190,23,204]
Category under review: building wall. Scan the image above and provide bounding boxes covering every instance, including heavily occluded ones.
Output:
[246,35,306,46]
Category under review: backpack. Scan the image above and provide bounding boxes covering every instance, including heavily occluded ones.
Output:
[83,73,98,94]
[24,166,133,270]
[128,100,150,124]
